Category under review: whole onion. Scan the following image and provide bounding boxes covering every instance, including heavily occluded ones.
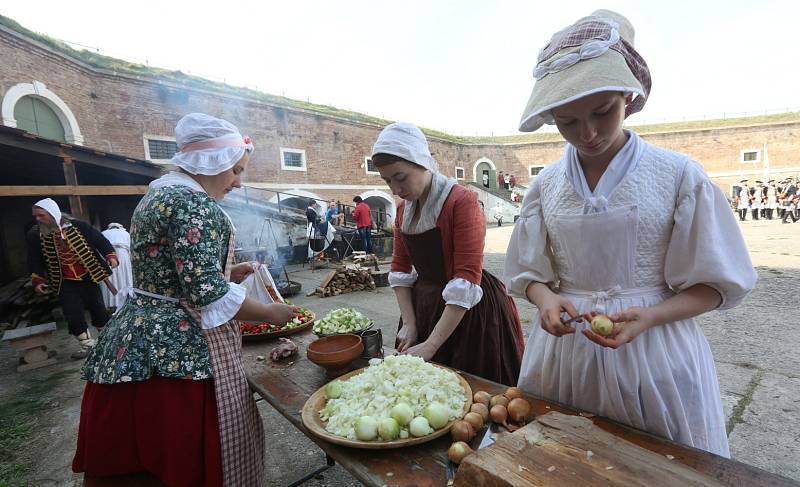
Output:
[464,411,484,431]
[470,403,489,422]
[490,395,509,408]
[473,391,491,407]
[504,387,523,400]
[490,404,508,425]
[448,441,474,464]
[451,420,475,442]
[507,398,531,423]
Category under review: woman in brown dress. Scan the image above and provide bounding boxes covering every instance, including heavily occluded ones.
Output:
[372,122,524,385]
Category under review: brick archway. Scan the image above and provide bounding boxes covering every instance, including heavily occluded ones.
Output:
[2,80,84,145]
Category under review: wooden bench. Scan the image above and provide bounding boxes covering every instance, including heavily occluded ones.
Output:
[1,322,58,371]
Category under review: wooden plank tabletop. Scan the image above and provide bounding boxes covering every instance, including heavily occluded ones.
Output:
[244,330,798,487]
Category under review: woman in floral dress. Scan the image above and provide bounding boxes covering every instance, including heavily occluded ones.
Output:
[73,113,294,486]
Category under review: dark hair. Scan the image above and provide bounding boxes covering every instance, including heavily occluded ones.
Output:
[371,153,412,168]
[353,196,363,203]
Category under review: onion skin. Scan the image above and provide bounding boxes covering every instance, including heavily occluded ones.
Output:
[448,441,474,464]
[464,411,484,431]
[470,403,489,422]
[490,404,508,425]
[451,420,475,442]
[473,391,491,407]
[504,387,523,400]
[507,398,531,423]
[490,395,509,408]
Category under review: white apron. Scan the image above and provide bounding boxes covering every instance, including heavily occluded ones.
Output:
[517,203,731,457]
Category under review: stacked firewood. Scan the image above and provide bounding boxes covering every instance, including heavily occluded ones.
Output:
[351,252,378,267]
[0,279,60,331]
[314,266,376,297]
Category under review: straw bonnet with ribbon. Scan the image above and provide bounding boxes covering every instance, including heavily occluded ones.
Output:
[170,113,254,175]
[519,9,651,132]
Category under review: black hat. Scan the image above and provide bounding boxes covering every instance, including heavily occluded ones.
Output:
[739,179,748,183]
[768,179,775,183]
[755,180,763,184]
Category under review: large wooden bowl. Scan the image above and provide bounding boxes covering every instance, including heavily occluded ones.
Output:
[306,334,364,377]
[301,364,473,449]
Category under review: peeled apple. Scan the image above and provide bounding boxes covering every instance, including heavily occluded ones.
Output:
[591,314,614,336]
[355,416,378,441]
[325,380,343,399]
[423,402,449,429]
[378,417,400,440]
[390,403,414,426]
[409,416,433,437]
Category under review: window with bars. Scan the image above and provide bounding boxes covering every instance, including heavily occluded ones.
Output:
[280,148,307,171]
[146,138,178,161]
[529,165,545,177]
[741,150,759,163]
[365,157,379,175]
[455,167,465,179]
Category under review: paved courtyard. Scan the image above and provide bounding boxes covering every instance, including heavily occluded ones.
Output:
[0,218,797,486]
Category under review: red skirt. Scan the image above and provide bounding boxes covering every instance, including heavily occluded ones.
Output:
[73,376,223,487]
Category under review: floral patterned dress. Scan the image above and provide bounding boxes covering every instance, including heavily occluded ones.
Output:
[82,185,231,383]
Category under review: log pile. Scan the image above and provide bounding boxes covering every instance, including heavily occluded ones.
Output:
[350,252,378,267]
[314,267,376,297]
[0,279,61,332]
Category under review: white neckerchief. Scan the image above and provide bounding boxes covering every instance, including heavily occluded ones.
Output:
[401,172,457,234]
[148,171,236,231]
[564,130,645,213]
[149,171,206,192]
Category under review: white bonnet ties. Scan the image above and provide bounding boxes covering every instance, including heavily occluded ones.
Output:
[170,113,254,176]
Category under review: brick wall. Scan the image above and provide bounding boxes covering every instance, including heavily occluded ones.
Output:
[1,26,797,202]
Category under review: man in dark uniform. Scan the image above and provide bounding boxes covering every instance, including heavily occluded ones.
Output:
[27,198,117,359]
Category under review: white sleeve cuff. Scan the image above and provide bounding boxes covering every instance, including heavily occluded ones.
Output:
[198,282,247,329]
[442,278,483,309]
[389,270,418,287]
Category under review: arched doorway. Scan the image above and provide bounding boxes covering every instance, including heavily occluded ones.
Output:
[2,81,84,145]
[472,157,496,186]
[358,190,396,231]
[14,96,66,142]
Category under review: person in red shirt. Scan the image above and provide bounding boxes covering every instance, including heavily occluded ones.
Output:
[371,122,524,385]
[351,196,373,253]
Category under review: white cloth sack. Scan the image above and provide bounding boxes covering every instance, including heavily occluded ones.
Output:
[241,266,284,305]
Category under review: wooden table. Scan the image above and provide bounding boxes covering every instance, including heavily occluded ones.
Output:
[245,330,798,487]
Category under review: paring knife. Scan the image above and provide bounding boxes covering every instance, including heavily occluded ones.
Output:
[477,421,500,449]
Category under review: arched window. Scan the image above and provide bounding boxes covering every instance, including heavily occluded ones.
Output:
[13,96,66,142]
[2,81,84,145]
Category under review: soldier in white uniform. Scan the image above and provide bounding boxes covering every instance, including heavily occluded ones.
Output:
[766,179,778,220]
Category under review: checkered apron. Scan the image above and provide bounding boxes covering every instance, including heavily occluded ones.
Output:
[203,234,266,486]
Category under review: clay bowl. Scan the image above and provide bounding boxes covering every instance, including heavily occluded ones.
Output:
[307,334,364,377]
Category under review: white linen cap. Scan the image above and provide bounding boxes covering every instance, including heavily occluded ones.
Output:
[34,198,62,225]
[170,113,254,175]
[371,122,438,173]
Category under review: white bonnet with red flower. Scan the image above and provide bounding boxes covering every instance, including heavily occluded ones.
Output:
[170,113,254,175]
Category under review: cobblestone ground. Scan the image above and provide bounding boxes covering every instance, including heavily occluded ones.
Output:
[1,218,797,486]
